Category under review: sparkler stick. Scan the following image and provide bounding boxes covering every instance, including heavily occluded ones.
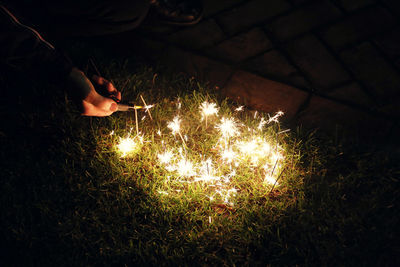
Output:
[200,101,219,129]
[167,116,186,146]
[269,167,286,193]
[140,95,153,121]
[270,158,279,178]
[135,108,139,135]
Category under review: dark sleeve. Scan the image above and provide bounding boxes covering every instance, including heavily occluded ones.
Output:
[0,4,73,82]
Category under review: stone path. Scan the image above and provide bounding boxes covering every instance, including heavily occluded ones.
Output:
[125,0,400,142]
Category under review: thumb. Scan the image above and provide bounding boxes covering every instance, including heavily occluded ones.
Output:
[110,102,117,112]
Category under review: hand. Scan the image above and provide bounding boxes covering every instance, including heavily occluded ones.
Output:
[91,74,121,102]
[68,68,120,117]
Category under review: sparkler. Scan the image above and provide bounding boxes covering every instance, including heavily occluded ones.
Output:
[216,117,239,139]
[140,95,153,121]
[200,101,218,128]
[113,95,289,205]
[117,136,138,157]
[167,115,186,146]
[235,106,244,112]
[268,111,284,124]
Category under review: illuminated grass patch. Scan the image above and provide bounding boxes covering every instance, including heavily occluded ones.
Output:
[102,92,302,209]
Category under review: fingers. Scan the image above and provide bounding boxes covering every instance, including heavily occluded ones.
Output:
[106,83,121,101]
[81,93,118,117]
[92,75,122,101]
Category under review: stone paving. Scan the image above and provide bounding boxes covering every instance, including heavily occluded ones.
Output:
[127,0,400,142]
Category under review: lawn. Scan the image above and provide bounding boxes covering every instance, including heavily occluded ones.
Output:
[0,49,399,266]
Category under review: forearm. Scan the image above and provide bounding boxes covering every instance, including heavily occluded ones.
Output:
[0,4,73,82]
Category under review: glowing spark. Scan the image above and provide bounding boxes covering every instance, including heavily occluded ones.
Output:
[235,106,244,112]
[264,174,278,185]
[221,149,236,163]
[258,117,267,130]
[112,96,289,206]
[177,158,195,177]
[158,190,169,195]
[140,95,154,120]
[167,116,181,135]
[200,101,219,127]
[200,101,219,117]
[168,116,186,145]
[196,159,219,182]
[271,152,283,163]
[268,111,284,124]
[158,151,174,165]
[117,137,137,157]
[216,117,239,139]
[261,142,271,154]
[237,139,258,155]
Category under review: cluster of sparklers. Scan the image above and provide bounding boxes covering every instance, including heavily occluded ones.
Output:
[112,97,287,205]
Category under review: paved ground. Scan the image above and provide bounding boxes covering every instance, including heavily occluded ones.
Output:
[119,0,400,142]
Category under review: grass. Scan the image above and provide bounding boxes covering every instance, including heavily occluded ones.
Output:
[0,58,399,266]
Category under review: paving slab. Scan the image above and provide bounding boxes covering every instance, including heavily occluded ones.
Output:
[206,28,273,63]
[335,0,376,11]
[167,19,226,50]
[327,82,374,108]
[297,95,393,140]
[203,0,246,18]
[244,49,310,88]
[373,28,400,60]
[381,0,400,15]
[133,0,400,140]
[284,34,350,91]
[340,42,400,104]
[319,6,395,50]
[265,0,341,41]
[217,0,291,35]
[161,46,233,88]
[222,70,309,120]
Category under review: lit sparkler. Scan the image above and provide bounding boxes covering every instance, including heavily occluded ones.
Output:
[167,115,186,145]
[158,150,174,164]
[235,106,244,112]
[176,158,195,177]
[117,136,138,157]
[216,117,239,139]
[140,95,154,121]
[268,111,284,124]
[112,95,289,206]
[200,101,218,128]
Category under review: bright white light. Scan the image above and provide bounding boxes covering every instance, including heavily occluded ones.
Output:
[268,111,284,123]
[200,101,219,119]
[158,151,174,164]
[258,117,267,130]
[264,174,278,185]
[216,117,239,138]
[117,137,137,157]
[177,158,195,177]
[196,158,219,182]
[167,116,181,135]
[235,106,244,112]
[237,139,258,155]
[221,149,236,163]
